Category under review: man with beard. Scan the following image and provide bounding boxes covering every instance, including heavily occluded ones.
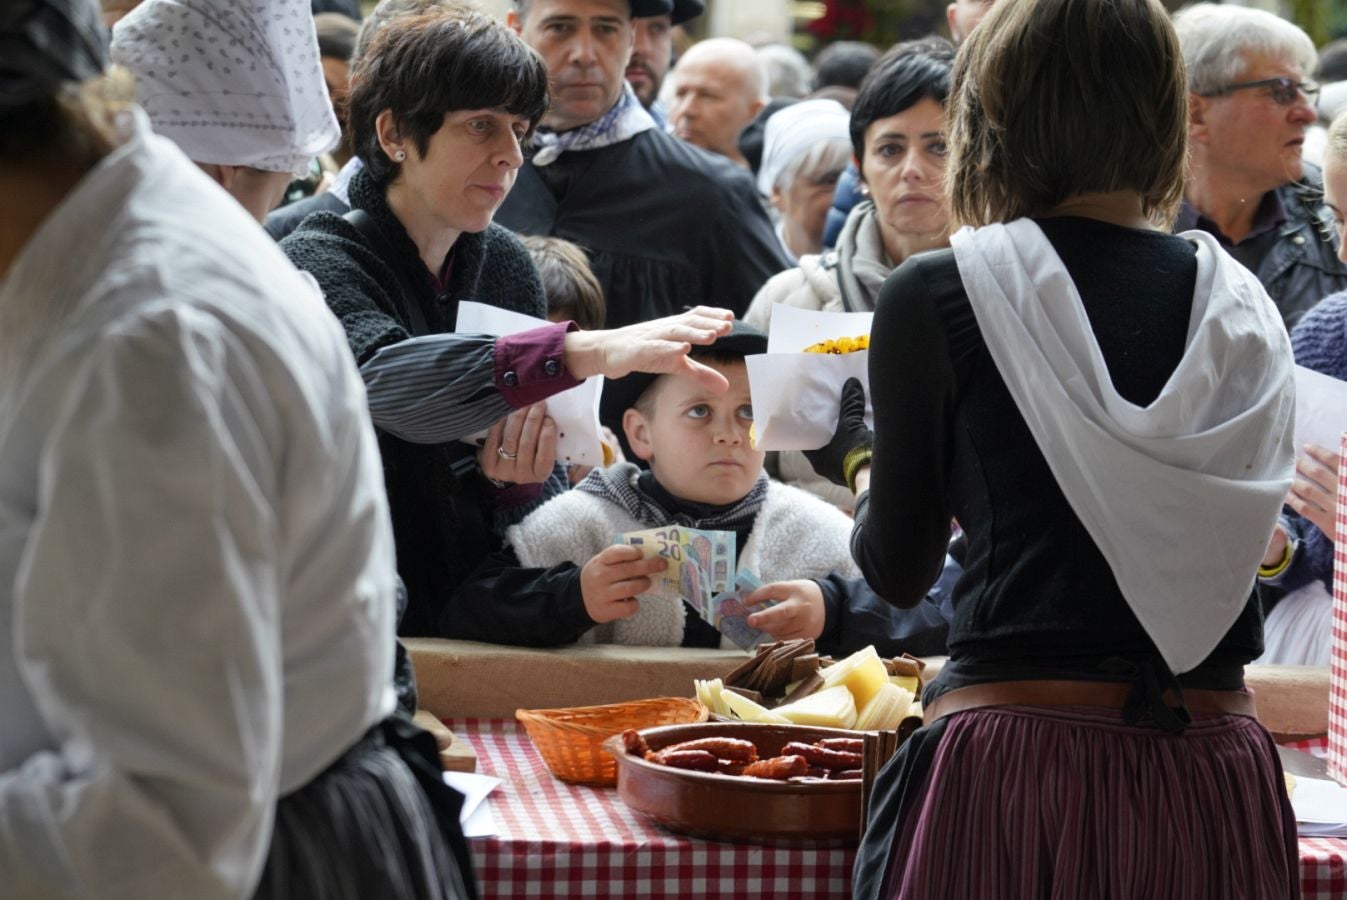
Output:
[625,0,701,128]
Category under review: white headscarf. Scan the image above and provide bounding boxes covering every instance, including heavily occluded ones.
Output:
[950,219,1295,674]
[110,0,338,175]
[756,98,850,197]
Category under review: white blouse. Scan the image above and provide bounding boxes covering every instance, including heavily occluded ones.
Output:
[0,111,397,899]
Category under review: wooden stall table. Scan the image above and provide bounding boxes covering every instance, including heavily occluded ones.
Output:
[446,717,1347,899]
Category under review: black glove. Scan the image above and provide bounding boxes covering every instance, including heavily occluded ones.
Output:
[803,377,874,489]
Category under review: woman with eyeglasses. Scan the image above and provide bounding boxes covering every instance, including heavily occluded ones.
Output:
[802,0,1301,896]
[1174,2,1347,330]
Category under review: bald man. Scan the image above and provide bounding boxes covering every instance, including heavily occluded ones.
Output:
[668,37,767,168]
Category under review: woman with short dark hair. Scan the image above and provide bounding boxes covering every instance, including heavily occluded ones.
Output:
[806,0,1300,895]
[745,38,954,509]
[282,6,734,639]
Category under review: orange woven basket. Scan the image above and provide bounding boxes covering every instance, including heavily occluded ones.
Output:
[516,697,709,786]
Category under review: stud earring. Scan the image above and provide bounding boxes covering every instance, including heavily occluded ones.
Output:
[394,150,406,162]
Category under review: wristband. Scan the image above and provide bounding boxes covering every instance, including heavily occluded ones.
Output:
[842,444,873,494]
[1258,536,1295,579]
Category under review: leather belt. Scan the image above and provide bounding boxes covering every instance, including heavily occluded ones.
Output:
[922,679,1257,726]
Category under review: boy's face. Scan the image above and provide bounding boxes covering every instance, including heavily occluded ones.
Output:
[623,359,765,506]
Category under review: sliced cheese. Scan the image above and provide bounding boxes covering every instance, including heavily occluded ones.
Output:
[889,675,920,696]
[774,684,858,729]
[821,645,890,710]
[722,689,790,724]
[855,682,915,731]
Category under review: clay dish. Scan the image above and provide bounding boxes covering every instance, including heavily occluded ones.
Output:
[603,721,863,843]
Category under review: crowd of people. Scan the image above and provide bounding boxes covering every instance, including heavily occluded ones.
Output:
[3,0,1347,896]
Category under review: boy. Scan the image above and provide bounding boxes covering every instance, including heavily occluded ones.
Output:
[450,322,954,654]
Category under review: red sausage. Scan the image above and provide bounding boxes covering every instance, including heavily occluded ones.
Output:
[781,741,863,770]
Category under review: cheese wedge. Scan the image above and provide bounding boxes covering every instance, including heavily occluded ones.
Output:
[774,685,858,729]
[821,646,890,710]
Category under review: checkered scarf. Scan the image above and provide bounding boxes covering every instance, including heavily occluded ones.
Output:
[576,462,768,532]
[529,83,656,167]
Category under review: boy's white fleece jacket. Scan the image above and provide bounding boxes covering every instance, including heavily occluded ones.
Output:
[505,480,862,646]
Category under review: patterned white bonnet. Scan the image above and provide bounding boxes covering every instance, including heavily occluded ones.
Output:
[110,0,338,175]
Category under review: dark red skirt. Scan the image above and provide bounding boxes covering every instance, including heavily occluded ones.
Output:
[873,705,1299,899]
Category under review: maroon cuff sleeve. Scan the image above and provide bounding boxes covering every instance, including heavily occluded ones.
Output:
[491,480,546,507]
[494,321,582,409]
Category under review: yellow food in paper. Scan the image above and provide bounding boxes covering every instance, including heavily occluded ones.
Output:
[803,334,870,354]
[774,685,858,729]
[822,645,890,709]
[1285,772,1297,798]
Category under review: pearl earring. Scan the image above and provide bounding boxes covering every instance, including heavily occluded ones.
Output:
[394,150,406,162]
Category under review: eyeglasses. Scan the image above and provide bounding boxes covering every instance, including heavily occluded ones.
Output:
[1201,76,1320,107]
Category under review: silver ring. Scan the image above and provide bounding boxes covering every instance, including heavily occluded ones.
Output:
[497,446,518,461]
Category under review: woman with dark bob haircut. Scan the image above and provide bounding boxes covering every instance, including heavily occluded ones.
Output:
[805,0,1300,895]
[283,6,735,640]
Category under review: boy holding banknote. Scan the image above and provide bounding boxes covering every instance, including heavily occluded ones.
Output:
[449,322,955,653]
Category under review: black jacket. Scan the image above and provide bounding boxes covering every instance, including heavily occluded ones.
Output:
[282,169,550,636]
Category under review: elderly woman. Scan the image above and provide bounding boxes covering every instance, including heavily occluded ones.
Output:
[745,39,954,509]
[804,0,1299,896]
[0,1,470,897]
[757,98,852,262]
[282,7,732,639]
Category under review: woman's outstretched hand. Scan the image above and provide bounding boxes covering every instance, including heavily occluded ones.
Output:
[562,307,735,394]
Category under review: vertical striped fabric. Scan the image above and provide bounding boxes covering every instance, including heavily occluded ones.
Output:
[253,731,471,900]
[883,705,1299,900]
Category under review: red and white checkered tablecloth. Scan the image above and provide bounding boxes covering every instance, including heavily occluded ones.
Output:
[449,719,1347,899]
[447,718,854,898]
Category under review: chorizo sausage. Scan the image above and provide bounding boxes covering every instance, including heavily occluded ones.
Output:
[781,741,862,770]
[646,748,720,771]
[742,755,809,780]
[815,737,864,754]
[662,737,759,763]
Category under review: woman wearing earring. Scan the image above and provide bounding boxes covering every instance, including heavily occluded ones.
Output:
[744,38,954,509]
[282,7,734,639]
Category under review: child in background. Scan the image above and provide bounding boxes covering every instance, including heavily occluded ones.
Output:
[451,321,955,656]
[522,234,606,330]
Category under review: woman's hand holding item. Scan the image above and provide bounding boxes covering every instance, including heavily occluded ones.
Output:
[562,307,735,392]
[580,545,665,623]
[1287,443,1341,541]
[803,377,874,491]
[478,402,556,486]
[745,580,826,641]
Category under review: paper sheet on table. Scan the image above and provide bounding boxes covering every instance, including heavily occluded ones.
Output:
[443,770,502,838]
[1291,774,1347,835]
[1294,365,1347,456]
[455,301,608,467]
[746,305,874,451]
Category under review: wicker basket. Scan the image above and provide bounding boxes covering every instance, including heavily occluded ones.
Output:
[516,697,709,786]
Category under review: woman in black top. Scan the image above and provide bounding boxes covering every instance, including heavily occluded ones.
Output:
[805,0,1300,896]
[282,6,736,637]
